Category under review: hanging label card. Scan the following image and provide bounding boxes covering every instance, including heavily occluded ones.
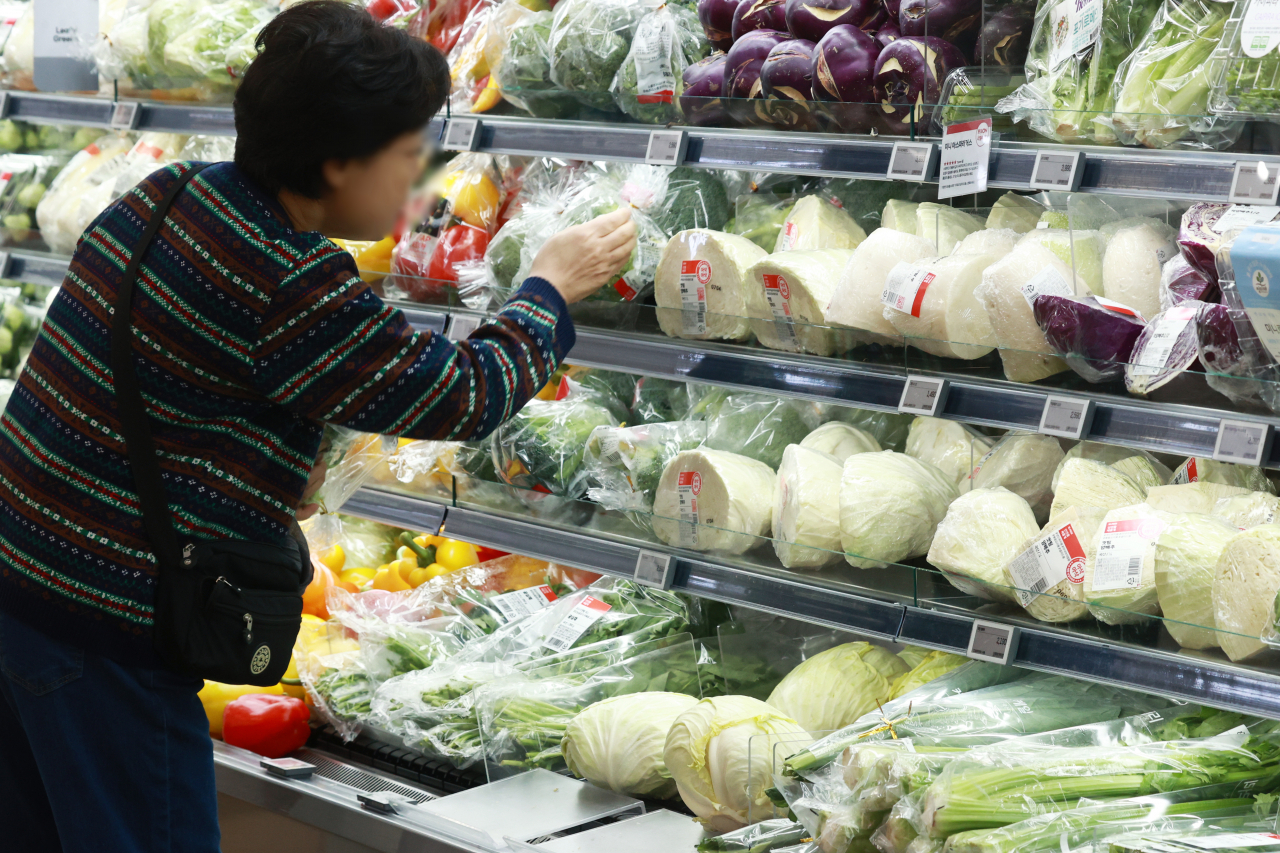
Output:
[938,117,993,200]
[33,0,99,92]
[543,596,612,652]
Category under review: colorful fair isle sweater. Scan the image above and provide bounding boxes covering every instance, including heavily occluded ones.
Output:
[0,161,573,667]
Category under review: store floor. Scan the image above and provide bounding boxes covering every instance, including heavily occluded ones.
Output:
[218,794,380,853]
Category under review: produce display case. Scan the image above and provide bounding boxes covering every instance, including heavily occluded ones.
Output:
[25,0,1280,847]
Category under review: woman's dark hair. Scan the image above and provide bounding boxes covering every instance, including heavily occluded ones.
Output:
[234,1,449,199]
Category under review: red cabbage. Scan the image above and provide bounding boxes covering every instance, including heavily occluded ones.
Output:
[1125,302,1203,398]
[1160,254,1219,310]
[1033,293,1147,384]
[1196,302,1280,409]
[1178,203,1233,280]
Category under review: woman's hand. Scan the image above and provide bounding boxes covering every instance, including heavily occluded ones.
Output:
[528,208,638,304]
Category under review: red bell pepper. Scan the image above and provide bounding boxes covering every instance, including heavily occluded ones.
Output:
[426,223,489,284]
[222,694,311,759]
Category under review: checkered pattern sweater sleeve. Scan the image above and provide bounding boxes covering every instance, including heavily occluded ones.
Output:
[0,161,573,666]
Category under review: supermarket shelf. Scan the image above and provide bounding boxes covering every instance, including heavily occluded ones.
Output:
[345,487,1280,720]
[3,89,1271,201]
[7,249,72,288]
[397,305,1280,470]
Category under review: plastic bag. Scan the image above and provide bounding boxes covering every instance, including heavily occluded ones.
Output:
[162,0,275,93]
[631,376,699,424]
[1107,0,1241,150]
[610,3,709,124]
[692,388,821,470]
[294,619,372,741]
[583,420,707,519]
[0,283,39,379]
[696,820,810,853]
[491,5,580,119]
[547,0,659,112]
[996,0,1161,144]
[490,383,621,498]
[474,632,701,777]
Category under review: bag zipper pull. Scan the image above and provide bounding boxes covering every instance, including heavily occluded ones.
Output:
[242,613,253,645]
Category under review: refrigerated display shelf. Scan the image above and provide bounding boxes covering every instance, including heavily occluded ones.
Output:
[344,487,1280,721]
[3,89,1274,201]
[308,725,486,796]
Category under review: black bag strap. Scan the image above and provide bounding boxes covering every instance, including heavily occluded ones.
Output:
[109,163,213,571]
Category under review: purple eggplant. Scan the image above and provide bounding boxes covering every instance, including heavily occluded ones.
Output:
[698,0,740,51]
[681,54,731,126]
[732,0,788,41]
[873,35,963,134]
[899,0,981,61]
[784,0,857,42]
[761,38,818,128]
[812,25,878,101]
[874,17,901,50]
[725,29,791,124]
[975,2,1033,67]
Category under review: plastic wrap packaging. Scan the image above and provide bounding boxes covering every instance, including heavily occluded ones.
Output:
[651,448,775,554]
[1004,506,1106,623]
[34,132,144,254]
[1153,512,1238,650]
[773,445,845,570]
[765,642,908,735]
[1170,456,1276,493]
[715,613,854,702]
[0,152,66,242]
[1208,0,1280,121]
[928,487,1041,603]
[160,0,275,93]
[631,376,699,425]
[746,249,855,356]
[800,422,881,462]
[491,6,579,119]
[968,432,1065,523]
[1033,293,1148,384]
[840,451,959,569]
[1160,253,1219,310]
[490,385,620,499]
[548,0,659,112]
[775,196,867,253]
[371,661,516,768]
[563,691,703,798]
[696,820,810,853]
[1017,227,1106,296]
[1213,492,1280,529]
[729,185,802,253]
[582,420,707,523]
[909,729,1277,840]
[1081,503,1171,624]
[1214,525,1280,662]
[294,619,372,742]
[1125,302,1204,398]
[882,252,1002,361]
[610,3,708,124]
[996,0,1160,144]
[1103,223,1179,319]
[905,417,993,488]
[976,243,1079,383]
[825,407,915,453]
[914,205,984,255]
[826,228,936,348]
[1108,0,1241,150]
[1050,457,1147,519]
[476,633,702,778]
[986,194,1044,234]
[1196,302,1280,414]
[1146,481,1252,514]
[654,228,767,342]
[0,282,39,379]
[1052,442,1173,491]
[1177,203,1274,281]
[694,388,821,469]
[314,428,397,515]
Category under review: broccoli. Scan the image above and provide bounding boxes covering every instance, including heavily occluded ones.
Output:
[21,129,37,151]
[613,6,709,124]
[573,369,637,422]
[498,11,581,119]
[653,167,730,235]
[631,377,697,424]
[486,218,528,293]
[15,181,45,211]
[549,0,644,113]
[492,396,618,497]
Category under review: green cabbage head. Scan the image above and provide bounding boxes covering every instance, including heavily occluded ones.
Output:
[562,692,698,798]
[765,643,908,734]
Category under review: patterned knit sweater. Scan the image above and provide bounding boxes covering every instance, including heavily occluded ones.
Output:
[0,161,573,667]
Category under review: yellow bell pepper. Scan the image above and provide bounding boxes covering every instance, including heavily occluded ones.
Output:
[473,75,503,113]
[319,544,345,573]
[199,680,282,738]
[280,654,307,701]
[414,534,444,549]
[395,545,419,565]
[372,566,411,592]
[407,566,432,587]
[339,566,376,587]
[424,562,452,581]
[435,539,479,572]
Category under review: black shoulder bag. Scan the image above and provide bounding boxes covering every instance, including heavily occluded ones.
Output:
[110,163,309,686]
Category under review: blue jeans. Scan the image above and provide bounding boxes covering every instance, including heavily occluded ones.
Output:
[0,612,220,853]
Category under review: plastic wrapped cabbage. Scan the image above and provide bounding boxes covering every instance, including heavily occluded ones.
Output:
[766,642,908,734]
[1033,292,1147,383]
[928,487,1040,603]
[162,0,273,90]
[773,445,844,569]
[654,228,766,342]
[1004,507,1105,623]
[1170,457,1276,494]
[969,432,1064,523]
[840,451,959,568]
[1211,492,1280,529]
[1213,525,1280,662]
[799,422,880,462]
[746,248,854,356]
[905,417,993,487]
[1049,458,1146,521]
[775,195,867,252]
[652,448,775,554]
[582,420,707,517]
[1083,503,1170,625]
[1153,512,1236,649]
[563,692,699,798]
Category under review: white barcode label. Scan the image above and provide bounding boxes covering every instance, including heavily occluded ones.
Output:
[1131,303,1197,376]
[1092,517,1164,591]
[762,273,800,351]
[1212,204,1280,234]
[1172,457,1199,484]
[491,585,557,623]
[881,263,935,317]
[677,470,700,548]
[1020,266,1074,307]
[1006,516,1090,606]
[1181,834,1280,850]
[680,259,709,335]
[778,221,799,251]
[543,595,612,652]
[597,429,622,465]
[631,13,676,103]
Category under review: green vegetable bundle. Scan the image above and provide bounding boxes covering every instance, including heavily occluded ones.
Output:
[547,0,655,112]
[312,665,375,725]
[696,819,810,853]
[491,391,619,498]
[611,4,709,124]
[494,8,580,119]
[691,388,819,470]
[1110,0,1240,149]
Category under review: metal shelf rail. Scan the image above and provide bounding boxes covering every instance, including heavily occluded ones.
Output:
[4,89,1274,201]
[344,488,1280,720]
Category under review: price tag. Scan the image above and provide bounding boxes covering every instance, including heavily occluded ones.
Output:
[1229,160,1280,205]
[645,129,687,166]
[1006,511,1089,607]
[1029,150,1086,192]
[1213,418,1272,467]
[938,117,993,200]
[109,101,141,131]
[442,118,481,152]
[261,757,316,779]
[446,313,482,341]
[967,619,1019,665]
[1038,395,1094,440]
[634,549,674,590]
[898,376,948,416]
[490,586,557,623]
[887,142,937,182]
